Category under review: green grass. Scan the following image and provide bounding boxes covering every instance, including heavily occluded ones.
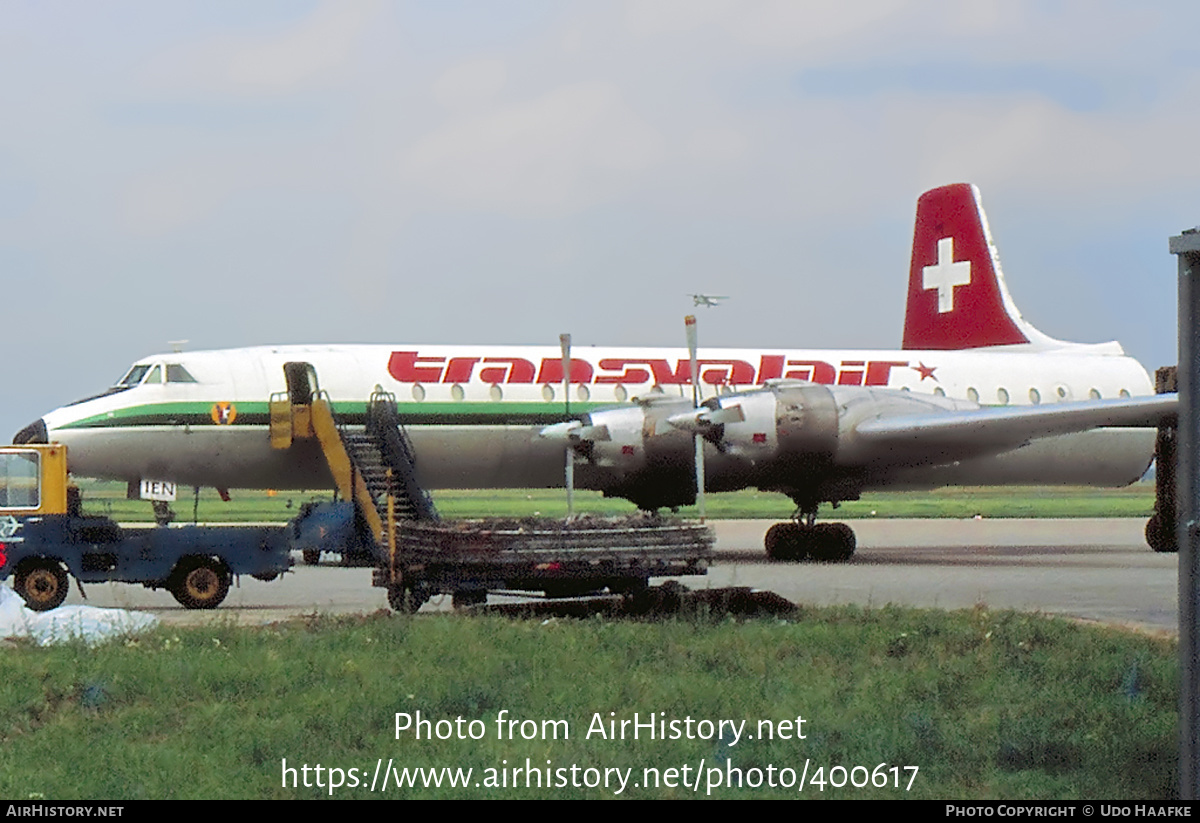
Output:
[0,607,1178,800]
[75,480,1157,523]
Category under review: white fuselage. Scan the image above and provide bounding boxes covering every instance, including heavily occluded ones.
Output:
[37,343,1156,493]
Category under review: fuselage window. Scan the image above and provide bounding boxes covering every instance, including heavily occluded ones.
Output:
[577,385,591,402]
[1089,388,1102,400]
[933,387,946,397]
[966,387,979,403]
[996,387,1009,405]
[412,384,426,402]
[166,364,198,383]
[490,384,503,402]
[451,384,466,402]
[542,384,555,402]
[614,385,628,402]
[1119,389,1131,398]
[1029,388,1041,404]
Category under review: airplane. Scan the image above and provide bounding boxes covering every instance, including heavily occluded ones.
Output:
[12,183,1175,560]
[689,294,729,307]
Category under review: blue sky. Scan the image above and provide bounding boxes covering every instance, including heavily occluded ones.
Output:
[2,0,1197,438]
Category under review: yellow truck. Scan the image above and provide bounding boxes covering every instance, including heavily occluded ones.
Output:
[0,444,290,610]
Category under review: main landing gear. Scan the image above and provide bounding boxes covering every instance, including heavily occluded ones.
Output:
[764,510,856,563]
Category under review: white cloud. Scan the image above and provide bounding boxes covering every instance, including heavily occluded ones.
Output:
[153,0,386,95]
[119,160,240,236]
[401,82,664,213]
[432,58,509,111]
[683,126,751,167]
[623,0,909,58]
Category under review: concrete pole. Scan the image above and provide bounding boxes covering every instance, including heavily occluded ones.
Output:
[1170,230,1200,799]
[686,315,706,522]
[560,334,574,520]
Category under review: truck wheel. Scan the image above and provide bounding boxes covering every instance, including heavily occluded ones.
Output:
[170,558,231,609]
[15,560,69,611]
[387,585,428,614]
[452,590,487,609]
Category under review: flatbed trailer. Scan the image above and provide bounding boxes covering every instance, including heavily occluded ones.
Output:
[369,516,713,612]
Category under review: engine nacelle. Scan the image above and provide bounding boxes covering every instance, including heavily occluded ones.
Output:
[572,396,698,510]
[711,382,841,504]
[543,381,984,511]
[673,382,984,506]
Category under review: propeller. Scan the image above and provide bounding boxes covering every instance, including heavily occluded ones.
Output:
[665,402,745,449]
[665,403,745,433]
[539,420,610,444]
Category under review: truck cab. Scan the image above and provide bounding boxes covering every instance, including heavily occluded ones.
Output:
[0,444,69,517]
[0,444,291,611]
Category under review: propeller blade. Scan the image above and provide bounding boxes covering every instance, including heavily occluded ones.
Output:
[575,424,610,442]
[702,404,745,425]
[665,403,744,433]
[539,421,581,441]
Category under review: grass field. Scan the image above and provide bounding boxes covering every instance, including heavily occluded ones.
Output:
[75,480,1158,523]
[6,481,1173,800]
[0,606,1178,800]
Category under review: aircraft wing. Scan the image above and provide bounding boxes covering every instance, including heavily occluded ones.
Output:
[853,393,1176,461]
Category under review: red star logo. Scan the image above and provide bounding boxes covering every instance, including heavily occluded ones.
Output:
[914,362,938,382]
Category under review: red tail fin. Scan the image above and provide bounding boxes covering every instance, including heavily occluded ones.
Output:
[902,183,1030,350]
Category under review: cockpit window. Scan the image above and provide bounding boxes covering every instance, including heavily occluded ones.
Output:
[117,364,151,387]
[144,365,162,384]
[166,364,197,383]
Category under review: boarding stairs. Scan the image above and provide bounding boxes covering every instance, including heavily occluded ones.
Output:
[342,392,439,529]
[269,363,438,554]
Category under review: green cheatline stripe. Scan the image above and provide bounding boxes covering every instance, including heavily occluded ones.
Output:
[58,400,621,430]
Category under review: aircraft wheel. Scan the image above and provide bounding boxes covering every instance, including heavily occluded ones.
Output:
[300,548,321,566]
[764,522,808,562]
[764,522,788,560]
[1145,514,1177,553]
[810,522,856,562]
[169,557,231,610]
[15,559,69,612]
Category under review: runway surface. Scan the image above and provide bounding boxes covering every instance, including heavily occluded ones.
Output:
[28,518,1179,633]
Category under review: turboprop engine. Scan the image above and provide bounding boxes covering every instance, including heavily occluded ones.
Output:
[541,395,699,510]
[542,381,980,512]
[539,380,984,561]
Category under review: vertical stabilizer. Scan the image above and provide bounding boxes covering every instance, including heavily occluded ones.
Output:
[902,183,1069,351]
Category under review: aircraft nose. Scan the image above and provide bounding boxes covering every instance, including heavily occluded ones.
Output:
[13,418,48,444]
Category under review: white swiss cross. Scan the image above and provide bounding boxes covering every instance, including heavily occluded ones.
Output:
[923,237,971,314]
